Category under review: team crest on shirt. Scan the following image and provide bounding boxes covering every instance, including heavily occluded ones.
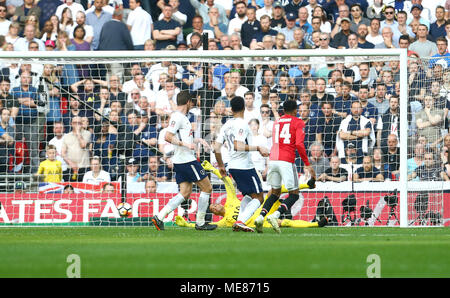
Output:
[170,121,176,127]
[238,129,244,135]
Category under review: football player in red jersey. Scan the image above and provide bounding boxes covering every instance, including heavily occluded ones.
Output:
[254,99,316,233]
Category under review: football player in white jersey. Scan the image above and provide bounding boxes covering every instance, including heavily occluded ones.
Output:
[214,96,269,232]
[151,91,216,231]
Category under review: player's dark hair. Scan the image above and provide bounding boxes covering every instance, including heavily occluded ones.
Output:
[177,90,194,106]
[230,96,245,113]
[283,99,297,113]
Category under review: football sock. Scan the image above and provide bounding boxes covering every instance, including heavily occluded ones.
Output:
[157,193,185,220]
[260,193,279,217]
[196,191,211,226]
[239,195,252,213]
[299,183,310,190]
[280,219,318,228]
[237,198,261,223]
[278,193,299,215]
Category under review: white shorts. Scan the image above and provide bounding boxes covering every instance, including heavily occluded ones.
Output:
[267,160,299,191]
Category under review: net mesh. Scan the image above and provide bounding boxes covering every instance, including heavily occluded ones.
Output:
[0,51,447,227]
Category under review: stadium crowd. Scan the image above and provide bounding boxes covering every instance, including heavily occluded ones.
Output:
[1,0,450,193]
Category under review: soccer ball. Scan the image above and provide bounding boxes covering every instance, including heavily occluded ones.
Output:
[117,202,132,218]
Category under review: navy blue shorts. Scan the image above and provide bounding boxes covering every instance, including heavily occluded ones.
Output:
[229,168,263,196]
[173,160,208,184]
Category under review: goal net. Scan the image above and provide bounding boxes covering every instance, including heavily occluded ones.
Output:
[0,49,447,227]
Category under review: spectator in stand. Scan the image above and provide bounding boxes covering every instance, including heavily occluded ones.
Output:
[61,116,92,182]
[152,3,181,50]
[0,107,15,173]
[358,85,378,127]
[0,77,18,120]
[349,3,370,33]
[40,20,58,42]
[393,10,415,42]
[12,70,43,174]
[429,37,450,69]
[127,0,152,50]
[407,3,430,30]
[308,141,329,177]
[380,5,398,32]
[55,0,85,22]
[408,141,425,181]
[126,157,141,182]
[141,155,171,182]
[189,0,228,28]
[254,14,278,44]
[271,1,286,30]
[154,77,179,116]
[145,178,157,193]
[101,182,116,193]
[311,5,331,33]
[368,83,390,116]
[34,144,62,183]
[376,95,399,150]
[12,0,41,33]
[69,11,94,44]
[70,25,91,50]
[337,100,375,164]
[430,5,446,42]
[409,151,442,181]
[14,24,45,51]
[318,155,348,183]
[278,11,299,44]
[382,133,400,180]
[203,6,227,41]
[248,118,268,179]
[48,121,68,174]
[227,0,247,36]
[366,0,385,20]
[316,101,341,158]
[131,111,157,164]
[409,24,438,58]
[366,18,383,46]
[85,0,112,50]
[353,155,384,182]
[186,15,214,47]
[374,26,397,49]
[63,184,75,193]
[59,7,75,36]
[82,155,111,184]
[416,95,445,147]
[0,5,11,36]
[339,142,362,180]
[37,0,62,30]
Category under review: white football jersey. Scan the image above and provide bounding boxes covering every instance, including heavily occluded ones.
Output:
[166,111,196,164]
[217,117,254,170]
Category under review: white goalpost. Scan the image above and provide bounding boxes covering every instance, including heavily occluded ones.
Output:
[0,48,445,228]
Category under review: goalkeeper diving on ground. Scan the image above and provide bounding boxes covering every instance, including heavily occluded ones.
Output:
[175,161,328,231]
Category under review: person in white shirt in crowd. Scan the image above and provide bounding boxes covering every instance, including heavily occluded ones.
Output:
[248,118,269,180]
[126,0,153,50]
[55,0,85,21]
[48,121,68,175]
[155,77,179,116]
[82,156,111,184]
[244,92,262,123]
[14,24,45,51]
[227,0,247,35]
[0,5,11,36]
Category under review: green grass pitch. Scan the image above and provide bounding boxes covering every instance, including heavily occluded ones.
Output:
[0,226,449,278]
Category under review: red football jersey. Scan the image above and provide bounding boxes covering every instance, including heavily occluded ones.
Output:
[269,114,310,166]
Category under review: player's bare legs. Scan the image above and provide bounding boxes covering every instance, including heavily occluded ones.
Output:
[193,176,217,230]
